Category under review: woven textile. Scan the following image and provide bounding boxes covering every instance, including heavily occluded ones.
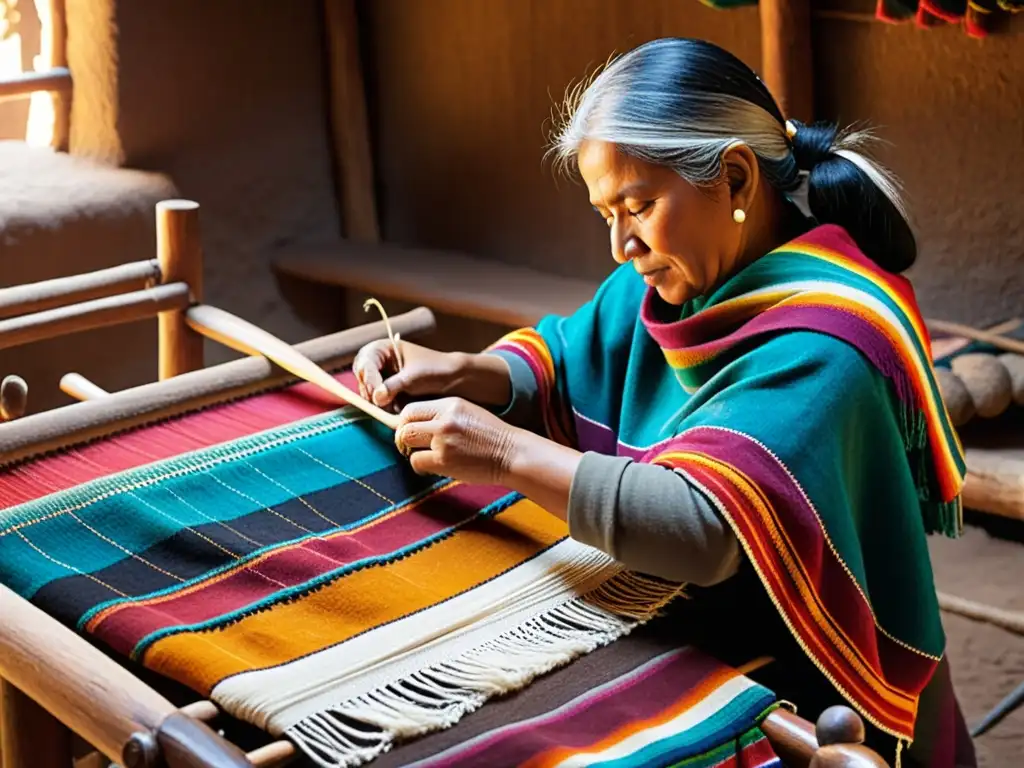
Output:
[0,372,689,767]
[398,645,781,768]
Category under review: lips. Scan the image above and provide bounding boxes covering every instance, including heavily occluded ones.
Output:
[638,266,667,278]
[640,267,668,286]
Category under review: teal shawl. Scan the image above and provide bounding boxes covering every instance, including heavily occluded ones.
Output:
[488,224,965,748]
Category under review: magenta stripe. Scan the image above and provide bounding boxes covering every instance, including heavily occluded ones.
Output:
[413,647,727,767]
[651,427,937,694]
[657,305,916,407]
[90,483,511,656]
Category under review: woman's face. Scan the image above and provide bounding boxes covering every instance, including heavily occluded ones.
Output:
[577,140,747,306]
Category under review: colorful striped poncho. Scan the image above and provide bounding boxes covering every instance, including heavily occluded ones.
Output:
[488,224,966,753]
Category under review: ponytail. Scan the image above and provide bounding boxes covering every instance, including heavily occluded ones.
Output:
[788,120,917,273]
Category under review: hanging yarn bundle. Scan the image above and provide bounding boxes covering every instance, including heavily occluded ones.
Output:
[698,0,1023,38]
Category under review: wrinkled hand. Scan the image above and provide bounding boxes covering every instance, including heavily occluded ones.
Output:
[353,338,469,412]
[394,397,519,485]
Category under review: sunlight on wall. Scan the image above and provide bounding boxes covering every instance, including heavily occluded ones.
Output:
[0,0,56,146]
[26,0,54,146]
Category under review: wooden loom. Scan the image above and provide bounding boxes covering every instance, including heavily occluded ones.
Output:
[0,199,891,768]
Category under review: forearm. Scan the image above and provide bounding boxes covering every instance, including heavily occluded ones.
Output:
[500,426,581,521]
[500,431,741,586]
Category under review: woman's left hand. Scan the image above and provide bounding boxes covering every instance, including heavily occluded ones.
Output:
[394,398,519,485]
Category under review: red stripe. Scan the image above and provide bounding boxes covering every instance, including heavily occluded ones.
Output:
[652,430,938,694]
[89,482,512,656]
[0,372,359,506]
[678,460,916,738]
[735,734,782,767]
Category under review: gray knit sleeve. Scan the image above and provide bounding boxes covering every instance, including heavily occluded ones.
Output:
[567,452,741,587]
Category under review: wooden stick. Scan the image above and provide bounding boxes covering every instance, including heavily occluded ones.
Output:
[0,307,435,465]
[925,318,1024,357]
[929,317,1022,361]
[759,0,814,122]
[323,0,380,242]
[0,259,161,320]
[157,200,205,380]
[178,701,219,722]
[0,68,71,101]
[185,304,400,430]
[60,372,109,401]
[245,740,296,768]
[0,282,189,352]
[938,591,1024,636]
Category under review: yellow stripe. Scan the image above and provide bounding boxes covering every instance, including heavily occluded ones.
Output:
[659,450,917,711]
[142,498,568,694]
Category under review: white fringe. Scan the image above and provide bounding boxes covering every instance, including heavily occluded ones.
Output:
[283,571,684,768]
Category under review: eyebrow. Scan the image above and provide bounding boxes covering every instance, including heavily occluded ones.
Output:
[590,183,651,208]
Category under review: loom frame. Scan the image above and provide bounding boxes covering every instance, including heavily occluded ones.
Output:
[0,200,888,768]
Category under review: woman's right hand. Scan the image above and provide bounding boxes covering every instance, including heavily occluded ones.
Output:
[353,339,512,412]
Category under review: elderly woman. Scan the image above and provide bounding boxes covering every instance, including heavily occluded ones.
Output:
[354,38,974,767]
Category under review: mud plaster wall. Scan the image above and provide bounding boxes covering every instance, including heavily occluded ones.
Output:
[360,0,1024,341]
[67,0,348,369]
[5,1,1023,384]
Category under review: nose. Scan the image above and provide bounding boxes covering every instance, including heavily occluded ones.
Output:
[610,219,649,264]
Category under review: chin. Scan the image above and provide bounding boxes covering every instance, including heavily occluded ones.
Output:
[655,283,688,306]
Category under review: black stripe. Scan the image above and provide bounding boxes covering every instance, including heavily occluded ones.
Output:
[31,463,437,626]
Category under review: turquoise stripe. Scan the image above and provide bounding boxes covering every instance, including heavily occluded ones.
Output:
[76,475,453,629]
[129,491,527,660]
[584,686,775,768]
[0,409,408,598]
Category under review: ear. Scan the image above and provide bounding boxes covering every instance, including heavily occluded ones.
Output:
[721,142,760,216]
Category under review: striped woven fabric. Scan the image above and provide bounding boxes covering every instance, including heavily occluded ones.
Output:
[395,646,782,768]
[0,372,705,767]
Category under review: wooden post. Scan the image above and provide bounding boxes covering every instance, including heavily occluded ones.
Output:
[47,0,70,152]
[156,200,204,380]
[0,680,74,768]
[323,0,380,242]
[759,0,814,122]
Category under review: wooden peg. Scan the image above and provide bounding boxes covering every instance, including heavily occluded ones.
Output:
[0,375,27,420]
[60,373,109,402]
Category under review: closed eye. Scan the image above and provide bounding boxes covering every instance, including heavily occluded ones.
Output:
[628,201,654,218]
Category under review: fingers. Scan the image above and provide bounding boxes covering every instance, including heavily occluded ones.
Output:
[407,449,442,476]
[353,340,393,401]
[394,419,437,452]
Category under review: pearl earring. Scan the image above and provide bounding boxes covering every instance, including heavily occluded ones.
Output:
[733,209,746,224]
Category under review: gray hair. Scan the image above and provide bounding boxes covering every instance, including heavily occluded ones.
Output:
[545,38,915,271]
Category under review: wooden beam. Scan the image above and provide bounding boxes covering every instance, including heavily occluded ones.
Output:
[759,0,814,122]
[322,0,380,242]
[0,259,161,319]
[0,283,190,352]
[0,307,435,465]
[0,68,71,101]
